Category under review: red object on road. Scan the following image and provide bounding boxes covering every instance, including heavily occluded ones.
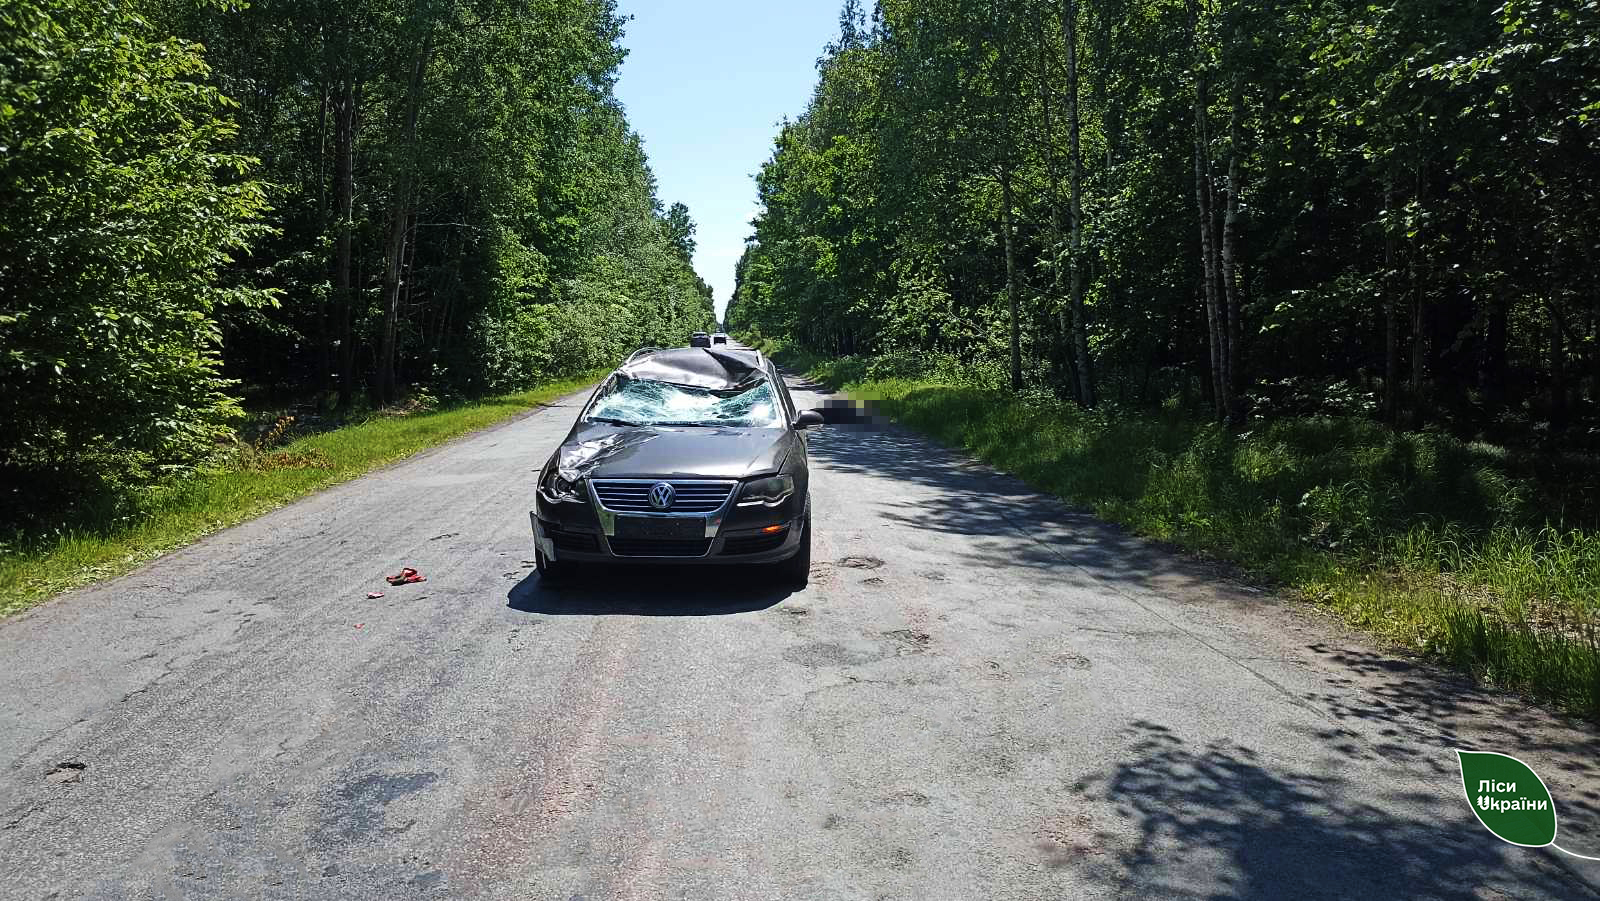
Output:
[385,567,426,586]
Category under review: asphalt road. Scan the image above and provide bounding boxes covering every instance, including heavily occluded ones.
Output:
[2,365,1598,900]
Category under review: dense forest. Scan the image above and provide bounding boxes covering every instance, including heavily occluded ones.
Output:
[727,0,1600,439]
[1,0,714,524]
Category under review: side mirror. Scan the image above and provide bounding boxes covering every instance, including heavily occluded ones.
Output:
[795,410,825,429]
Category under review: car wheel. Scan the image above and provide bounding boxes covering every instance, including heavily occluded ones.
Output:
[536,547,576,584]
[777,510,811,589]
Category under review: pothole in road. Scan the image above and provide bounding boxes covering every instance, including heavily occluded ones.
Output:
[882,629,932,654]
[1035,810,1125,868]
[807,562,838,586]
[861,577,885,586]
[836,555,884,570]
[45,762,86,785]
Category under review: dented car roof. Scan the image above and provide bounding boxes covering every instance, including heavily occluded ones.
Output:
[617,347,766,390]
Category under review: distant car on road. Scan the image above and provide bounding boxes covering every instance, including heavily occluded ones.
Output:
[532,346,826,586]
[689,331,712,348]
[712,332,729,345]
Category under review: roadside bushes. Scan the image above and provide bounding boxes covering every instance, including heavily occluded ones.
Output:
[0,0,273,526]
[470,300,636,395]
[2,1,719,537]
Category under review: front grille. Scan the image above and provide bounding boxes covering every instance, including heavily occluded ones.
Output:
[547,527,599,553]
[591,480,736,514]
[722,531,788,556]
[607,538,713,558]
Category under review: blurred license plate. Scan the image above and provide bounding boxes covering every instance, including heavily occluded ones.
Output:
[615,516,705,540]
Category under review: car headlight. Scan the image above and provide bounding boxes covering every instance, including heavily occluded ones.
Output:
[738,474,794,507]
[540,468,585,505]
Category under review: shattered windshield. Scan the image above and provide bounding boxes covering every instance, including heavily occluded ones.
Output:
[587,378,785,428]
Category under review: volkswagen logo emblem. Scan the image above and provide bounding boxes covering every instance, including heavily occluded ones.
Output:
[648,482,675,511]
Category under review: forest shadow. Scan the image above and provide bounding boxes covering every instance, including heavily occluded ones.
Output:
[797,381,1600,720]
[1298,643,1600,830]
[1069,721,1596,900]
[802,419,1225,596]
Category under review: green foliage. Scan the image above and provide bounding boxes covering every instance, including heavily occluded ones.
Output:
[663,201,697,262]
[0,0,274,519]
[1,0,715,532]
[732,0,1600,440]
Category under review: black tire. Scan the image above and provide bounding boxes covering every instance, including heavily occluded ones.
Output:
[777,510,811,589]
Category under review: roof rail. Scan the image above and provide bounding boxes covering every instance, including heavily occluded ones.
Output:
[623,347,661,367]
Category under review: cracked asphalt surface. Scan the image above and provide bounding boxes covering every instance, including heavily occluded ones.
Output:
[2,365,1599,899]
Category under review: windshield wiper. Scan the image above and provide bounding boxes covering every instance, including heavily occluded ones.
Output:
[586,416,640,427]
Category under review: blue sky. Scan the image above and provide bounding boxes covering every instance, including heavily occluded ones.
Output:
[613,0,843,320]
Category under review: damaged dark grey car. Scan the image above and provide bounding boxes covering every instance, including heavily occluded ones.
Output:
[531,346,824,586]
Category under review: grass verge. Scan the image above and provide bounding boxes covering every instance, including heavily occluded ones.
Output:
[747,336,1600,721]
[0,374,600,617]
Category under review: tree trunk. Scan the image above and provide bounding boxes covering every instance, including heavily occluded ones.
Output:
[399,207,419,388]
[1219,72,1244,423]
[1192,287,1211,410]
[375,30,435,407]
[1193,83,1226,422]
[1407,148,1429,429]
[1548,239,1569,432]
[1591,306,1600,408]
[1382,166,1402,425]
[1035,3,1076,400]
[333,77,357,412]
[1001,166,1022,391]
[1551,313,1567,431]
[1065,0,1096,407]
[1410,283,1427,429]
[316,81,332,390]
[1483,297,1507,403]
[1093,0,1117,172]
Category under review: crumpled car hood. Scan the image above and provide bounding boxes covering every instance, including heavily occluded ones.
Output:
[554,422,790,482]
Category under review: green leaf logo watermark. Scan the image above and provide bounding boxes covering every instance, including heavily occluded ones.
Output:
[1456,750,1599,861]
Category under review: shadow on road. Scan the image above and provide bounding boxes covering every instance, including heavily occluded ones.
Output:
[805,421,1214,593]
[506,568,791,617]
[1062,721,1577,900]
[804,414,1600,884]
[1302,643,1600,832]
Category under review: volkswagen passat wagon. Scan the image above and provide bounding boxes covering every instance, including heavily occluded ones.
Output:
[532,346,824,586]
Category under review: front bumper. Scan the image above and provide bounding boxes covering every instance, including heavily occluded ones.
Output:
[532,488,804,564]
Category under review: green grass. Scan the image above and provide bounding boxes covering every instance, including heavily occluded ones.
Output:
[756,340,1600,721]
[0,374,601,617]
